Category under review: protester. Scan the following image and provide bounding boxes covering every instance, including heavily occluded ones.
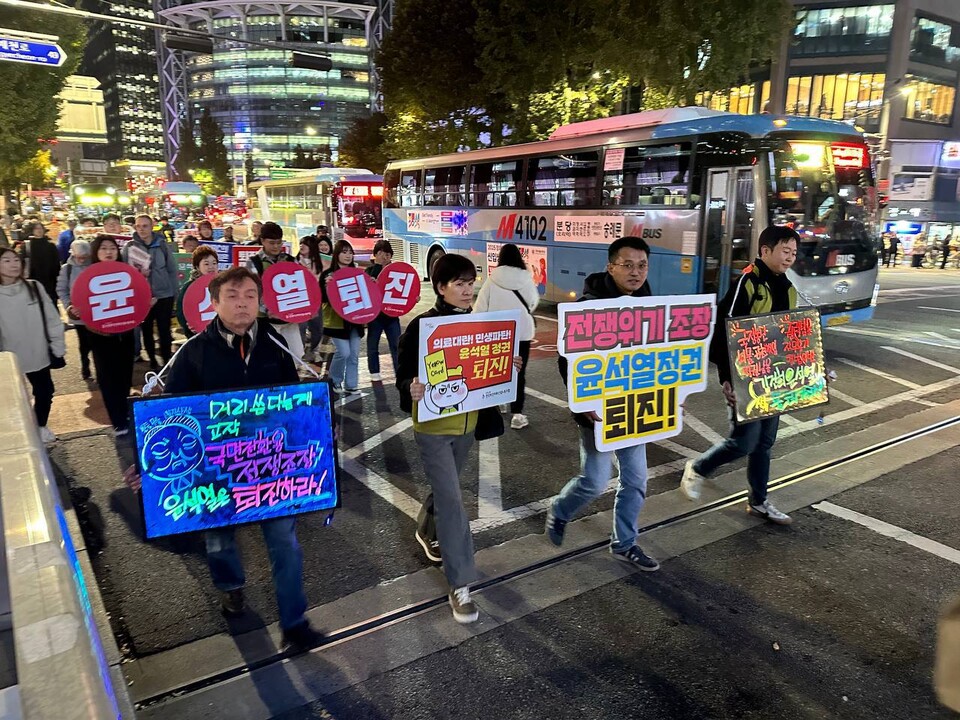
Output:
[122,214,178,372]
[887,233,900,267]
[397,253,522,624]
[57,218,78,262]
[86,235,136,435]
[296,235,324,363]
[158,216,176,245]
[20,220,61,305]
[181,234,200,254]
[102,214,125,235]
[320,239,363,393]
[122,267,322,651]
[0,246,66,444]
[176,245,220,338]
[680,226,800,525]
[222,225,235,243]
[316,236,333,274]
[364,240,401,382]
[245,220,263,245]
[544,236,660,571]
[475,243,539,428]
[197,220,215,243]
[245,221,304,361]
[57,239,93,380]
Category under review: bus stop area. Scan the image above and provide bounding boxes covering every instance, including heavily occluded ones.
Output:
[2,271,960,718]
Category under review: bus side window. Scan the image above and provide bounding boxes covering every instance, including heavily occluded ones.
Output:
[470,161,520,208]
[384,169,401,208]
[528,152,599,208]
[425,166,467,206]
[603,144,691,207]
[400,170,422,207]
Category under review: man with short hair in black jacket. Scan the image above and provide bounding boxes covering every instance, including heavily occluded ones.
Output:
[125,267,321,651]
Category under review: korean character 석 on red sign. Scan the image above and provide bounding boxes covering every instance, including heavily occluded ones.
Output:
[376,261,421,317]
[327,267,383,324]
[71,261,152,334]
[261,261,322,323]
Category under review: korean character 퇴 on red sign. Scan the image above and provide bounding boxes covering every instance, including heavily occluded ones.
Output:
[383,271,414,305]
[572,356,603,401]
[656,347,681,385]
[592,309,620,350]
[89,272,136,321]
[563,311,594,353]
[272,271,311,312]
[336,274,373,316]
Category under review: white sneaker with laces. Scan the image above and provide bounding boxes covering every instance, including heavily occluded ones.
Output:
[510,413,529,429]
[39,426,57,444]
[748,500,793,525]
[448,586,478,624]
[680,460,705,501]
[499,404,509,414]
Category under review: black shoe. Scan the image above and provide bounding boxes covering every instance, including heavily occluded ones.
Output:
[415,529,442,563]
[611,545,660,572]
[545,506,567,547]
[81,366,92,381]
[220,589,245,617]
[281,621,323,653]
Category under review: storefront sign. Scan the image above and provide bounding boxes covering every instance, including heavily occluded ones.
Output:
[262,262,322,323]
[326,267,383,323]
[70,261,152,334]
[559,295,716,451]
[726,308,828,422]
[376,262,420,317]
[486,243,548,295]
[417,310,521,420]
[181,273,217,334]
[133,381,339,539]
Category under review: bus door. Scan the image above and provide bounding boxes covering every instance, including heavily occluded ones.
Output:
[701,167,755,295]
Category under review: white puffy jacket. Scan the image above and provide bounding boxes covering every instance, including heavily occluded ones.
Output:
[474,265,539,341]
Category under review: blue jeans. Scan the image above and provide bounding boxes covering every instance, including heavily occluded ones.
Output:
[205,517,307,630]
[329,331,361,389]
[692,408,780,506]
[366,316,400,374]
[552,425,649,553]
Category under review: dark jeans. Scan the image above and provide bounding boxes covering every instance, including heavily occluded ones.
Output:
[692,408,780,506]
[204,517,307,631]
[25,368,54,427]
[142,296,175,364]
[299,312,324,352]
[89,330,135,430]
[512,340,531,414]
[366,315,400,374]
[75,325,92,373]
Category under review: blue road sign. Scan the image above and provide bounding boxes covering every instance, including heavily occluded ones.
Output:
[0,35,66,67]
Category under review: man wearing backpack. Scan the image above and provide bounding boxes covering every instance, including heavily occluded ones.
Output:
[679,225,800,525]
[244,221,304,361]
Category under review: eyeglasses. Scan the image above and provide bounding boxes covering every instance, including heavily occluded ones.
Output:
[611,262,648,272]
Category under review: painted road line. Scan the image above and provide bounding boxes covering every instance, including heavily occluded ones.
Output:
[917,306,960,313]
[827,387,864,407]
[780,415,801,426]
[813,501,960,566]
[682,413,725,444]
[835,357,921,389]
[477,436,502,519]
[831,325,960,350]
[339,456,421,522]
[526,387,568,409]
[342,418,413,461]
[534,314,558,323]
[883,346,960,375]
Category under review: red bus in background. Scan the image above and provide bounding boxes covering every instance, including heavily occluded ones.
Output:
[206,196,248,225]
[332,175,383,241]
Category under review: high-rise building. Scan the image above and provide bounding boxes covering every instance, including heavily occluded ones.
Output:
[78,0,165,166]
[156,0,383,183]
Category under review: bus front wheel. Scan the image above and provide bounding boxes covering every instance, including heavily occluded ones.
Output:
[427,248,445,280]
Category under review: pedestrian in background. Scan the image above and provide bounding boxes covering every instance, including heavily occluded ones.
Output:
[197,220,215,244]
[57,239,93,380]
[20,220,61,306]
[474,243,539,429]
[316,236,333,274]
[320,239,364,393]
[85,235,136,436]
[176,245,220,338]
[57,218,77,262]
[245,221,304,362]
[0,246,66,444]
[364,240,401,382]
[297,235,325,363]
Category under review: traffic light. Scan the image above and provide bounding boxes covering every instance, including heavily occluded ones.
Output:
[292,52,332,71]
[164,34,214,54]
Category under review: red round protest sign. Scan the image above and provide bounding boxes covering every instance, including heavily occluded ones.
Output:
[326,267,383,324]
[182,273,218,334]
[376,262,421,318]
[261,261,322,323]
[70,261,152,334]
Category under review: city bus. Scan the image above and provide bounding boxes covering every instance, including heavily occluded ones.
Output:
[248,168,383,255]
[143,181,207,220]
[382,107,881,326]
[69,183,134,217]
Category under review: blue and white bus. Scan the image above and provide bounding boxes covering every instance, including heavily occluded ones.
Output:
[383,107,881,326]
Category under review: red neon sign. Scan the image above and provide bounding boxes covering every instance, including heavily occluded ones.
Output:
[830,143,868,169]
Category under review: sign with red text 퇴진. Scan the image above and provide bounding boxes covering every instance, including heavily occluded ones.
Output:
[70,261,152,334]
[416,309,522,421]
[558,295,716,451]
[725,308,828,422]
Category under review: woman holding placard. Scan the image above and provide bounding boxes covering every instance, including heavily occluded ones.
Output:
[320,239,365,393]
[297,235,325,363]
[0,246,66,444]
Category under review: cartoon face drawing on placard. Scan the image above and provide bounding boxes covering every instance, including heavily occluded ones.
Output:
[140,414,205,497]
[425,375,469,415]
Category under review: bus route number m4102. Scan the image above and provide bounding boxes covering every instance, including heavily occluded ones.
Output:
[495,213,547,242]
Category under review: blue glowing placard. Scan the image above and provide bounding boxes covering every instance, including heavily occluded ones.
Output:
[132,381,339,539]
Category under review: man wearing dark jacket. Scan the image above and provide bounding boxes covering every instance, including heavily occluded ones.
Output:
[680,225,799,525]
[21,221,61,305]
[126,267,321,651]
[544,236,660,571]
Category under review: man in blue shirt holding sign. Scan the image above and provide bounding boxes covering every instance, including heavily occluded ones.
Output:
[123,266,321,651]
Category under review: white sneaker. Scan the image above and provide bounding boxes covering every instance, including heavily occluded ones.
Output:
[369,373,381,382]
[39,426,57,444]
[448,586,478,624]
[499,404,509,414]
[747,500,793,525]
[680,460,705,501]
[510,413,529,429]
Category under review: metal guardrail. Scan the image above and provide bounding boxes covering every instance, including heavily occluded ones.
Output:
[0,352,132,719]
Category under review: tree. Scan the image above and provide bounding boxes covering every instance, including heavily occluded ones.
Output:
[337,112,389,171]
[195,108,230,195]
[291,144,308,168]
[0,7,85,188]
[244,152,255,187]
[174,119,197,180]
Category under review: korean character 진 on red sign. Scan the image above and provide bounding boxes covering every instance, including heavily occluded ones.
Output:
[573,356,603,400]
[383,271,414,306]
[668,303,713,342]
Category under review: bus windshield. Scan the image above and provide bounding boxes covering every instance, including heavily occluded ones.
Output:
[768,139,879,276]
[334,181,383,239]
